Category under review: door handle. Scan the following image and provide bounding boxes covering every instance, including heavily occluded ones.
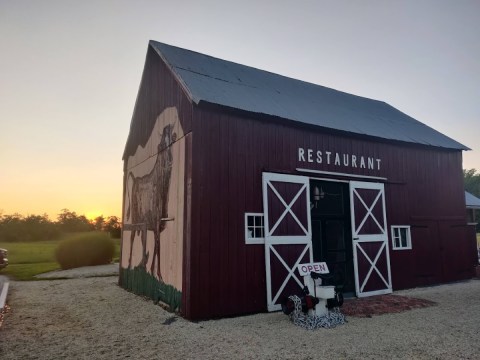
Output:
[353,237,359,240]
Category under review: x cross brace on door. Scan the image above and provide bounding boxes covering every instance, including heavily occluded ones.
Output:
[269,244,309,304]
[266,182,308,237]
[353,189,385,235]
[356,241,389,292]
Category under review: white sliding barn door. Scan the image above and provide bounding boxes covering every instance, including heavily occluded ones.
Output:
[350,181,392,297]
[263,173,313,311]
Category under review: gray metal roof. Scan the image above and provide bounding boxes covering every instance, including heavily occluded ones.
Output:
[150,41,469,150]
[466,191,480,209]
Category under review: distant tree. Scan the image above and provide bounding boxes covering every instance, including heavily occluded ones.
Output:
[0,209,122,242]
[93,215,105,231]
[464,169,480,197]
[0,213,59,242]
[0,213,23,224]
[0,213,23,242]
[56,209,94,232]
[104,216,121,238]
[23,213,60,241]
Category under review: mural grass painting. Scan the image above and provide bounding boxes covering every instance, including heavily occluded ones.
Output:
[120,266,182,312]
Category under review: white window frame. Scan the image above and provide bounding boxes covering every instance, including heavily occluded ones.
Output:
[245,213,265,244]
[390,225,412,250]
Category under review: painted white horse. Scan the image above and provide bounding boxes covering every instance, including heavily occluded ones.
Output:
[125,124,175,279]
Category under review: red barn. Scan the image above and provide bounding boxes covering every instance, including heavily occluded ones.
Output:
[120,41,477,320]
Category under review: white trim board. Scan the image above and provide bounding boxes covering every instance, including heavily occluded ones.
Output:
[296,168,387,181]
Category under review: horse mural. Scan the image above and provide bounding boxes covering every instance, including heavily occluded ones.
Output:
[125,123,176,280]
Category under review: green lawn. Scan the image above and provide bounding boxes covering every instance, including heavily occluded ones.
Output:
[0,232,121,281]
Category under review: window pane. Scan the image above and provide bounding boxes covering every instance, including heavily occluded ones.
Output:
[394,237,400,248]
[391,227,411,249]
[400,228,408,247]
[256,216,263,227]
[394,228,399,238]
[245,214,265,242]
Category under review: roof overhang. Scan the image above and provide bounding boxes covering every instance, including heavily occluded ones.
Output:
[465,191,480,209]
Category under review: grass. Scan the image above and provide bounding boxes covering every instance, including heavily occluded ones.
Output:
[2,263,61,281]
[0,232,121,281]
[1,240,60,264]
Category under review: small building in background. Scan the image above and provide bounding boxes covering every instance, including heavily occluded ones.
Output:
[120,41,478,320]
[466,191,480,230]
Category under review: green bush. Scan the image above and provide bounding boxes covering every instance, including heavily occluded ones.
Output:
[55,232,115,270]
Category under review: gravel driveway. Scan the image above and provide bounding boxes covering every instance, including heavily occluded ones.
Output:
[0,271,479,359]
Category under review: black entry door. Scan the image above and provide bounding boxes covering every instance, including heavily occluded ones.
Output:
[310,180,355,294]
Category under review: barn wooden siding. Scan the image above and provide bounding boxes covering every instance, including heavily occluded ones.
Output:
[186,105,475,320]
[120,44,194,313]
[123,45,193,161]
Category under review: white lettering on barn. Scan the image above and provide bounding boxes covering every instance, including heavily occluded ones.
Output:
[297,147,382,171]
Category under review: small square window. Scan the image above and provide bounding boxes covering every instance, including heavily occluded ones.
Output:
[391,226,412,250]
[245,213,265,244]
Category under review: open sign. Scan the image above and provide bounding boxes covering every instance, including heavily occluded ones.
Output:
[297,262,329,276]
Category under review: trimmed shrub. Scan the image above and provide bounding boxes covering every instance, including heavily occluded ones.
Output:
[55,232,115,270]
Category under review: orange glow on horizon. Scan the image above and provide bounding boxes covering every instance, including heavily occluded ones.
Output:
[85,211,104,221]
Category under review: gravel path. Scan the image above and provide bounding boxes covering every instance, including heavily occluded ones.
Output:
[1,274,479,359]
[34,263,119,279]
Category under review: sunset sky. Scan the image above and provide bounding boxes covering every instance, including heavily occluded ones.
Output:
[1,1,479,220]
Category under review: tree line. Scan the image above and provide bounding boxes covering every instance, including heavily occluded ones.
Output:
[0,209,121,242]
[1,169,477,243]
[464,169,480,198]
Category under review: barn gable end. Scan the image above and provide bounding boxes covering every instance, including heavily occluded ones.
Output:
[120,44,193,313]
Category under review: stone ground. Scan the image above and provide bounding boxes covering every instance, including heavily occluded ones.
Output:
[0,273,479,359]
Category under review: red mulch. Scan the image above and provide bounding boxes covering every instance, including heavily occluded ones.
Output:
[342,294,436,318]
[0,304,10,328]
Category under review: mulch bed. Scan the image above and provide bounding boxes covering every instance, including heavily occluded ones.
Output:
[341,294,436,318]
[0,304,10,328]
